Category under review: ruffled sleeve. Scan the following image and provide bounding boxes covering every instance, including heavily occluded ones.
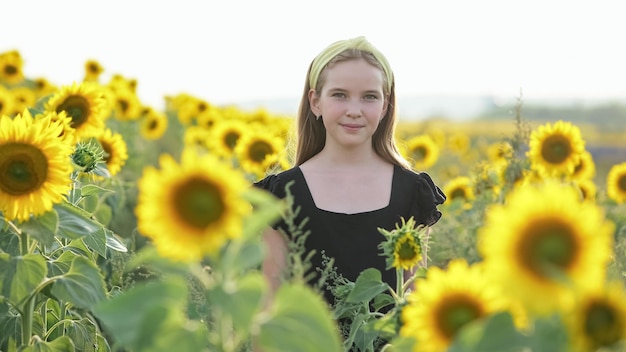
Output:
[410,172,446,227]
[253,174,284,198]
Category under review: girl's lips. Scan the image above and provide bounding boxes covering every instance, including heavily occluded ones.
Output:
[341,123,363,128]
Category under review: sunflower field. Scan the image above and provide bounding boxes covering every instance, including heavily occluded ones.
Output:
[1,49,626,352]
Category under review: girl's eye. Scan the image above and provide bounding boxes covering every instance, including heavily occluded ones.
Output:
[364,95,378,100]
[332,92,346,98]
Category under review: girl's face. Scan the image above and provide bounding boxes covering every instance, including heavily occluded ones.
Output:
[309,58,387,149]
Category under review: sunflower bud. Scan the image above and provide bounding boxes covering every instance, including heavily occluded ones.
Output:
[71,138,106,173]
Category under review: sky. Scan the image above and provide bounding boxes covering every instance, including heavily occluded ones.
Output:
[3,0,626,113]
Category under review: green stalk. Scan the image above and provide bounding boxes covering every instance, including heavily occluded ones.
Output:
[396,268,404,301]
[21,294,36,345]
[20,232,29,256]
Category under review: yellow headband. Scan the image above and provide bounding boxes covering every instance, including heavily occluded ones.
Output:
[309,36,393,92]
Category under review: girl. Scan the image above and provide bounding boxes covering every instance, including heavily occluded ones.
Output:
[255,36,446,307]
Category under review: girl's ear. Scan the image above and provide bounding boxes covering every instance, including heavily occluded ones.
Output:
[308,89,321,116]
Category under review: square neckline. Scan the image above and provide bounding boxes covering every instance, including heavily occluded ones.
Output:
[294,164,398,215]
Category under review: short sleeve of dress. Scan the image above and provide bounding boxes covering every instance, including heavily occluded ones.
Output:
[410,172,447,227]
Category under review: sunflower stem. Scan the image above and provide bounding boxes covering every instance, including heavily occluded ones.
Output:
[20,232,30,255]
[20,294,36,345]
[396,268,404,300]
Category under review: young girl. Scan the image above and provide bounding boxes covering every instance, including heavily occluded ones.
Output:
[254,36,446,307]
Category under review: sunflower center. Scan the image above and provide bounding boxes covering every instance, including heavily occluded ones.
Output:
[56,95,91,129]
[0,143,48,196]
[520,220,579,279]
[436,296,482,339]
[450,188,466,200]
[585,301,622,348]
[540,134,571,164]
[173,177,224,230]
[4,64,17,75]
[413,146,427,160]
[118,99,129,113]
[100,141,112,163]
[618,174,626,192]
[248,140,273,163]
[397,238,418,260]
[88,63,100,74]
[224,131,240,150]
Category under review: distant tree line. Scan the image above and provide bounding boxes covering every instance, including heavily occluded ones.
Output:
[477,101,626,132]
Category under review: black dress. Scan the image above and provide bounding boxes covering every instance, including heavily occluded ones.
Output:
[253,164,446,306]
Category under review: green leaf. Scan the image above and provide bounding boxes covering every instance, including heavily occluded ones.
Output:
[18,211,58,247]
[21,335,75,352]
[82,228,107,258]
[0,228,21,256]
[104,228,127,253]
[64,318,98,352]
[448,311,528,352]
[383,336,417,352]
[47,251,79,276]
[207,272,266,331]
[241,187,285,238]
[526,315,569,352]
[135,305,206,352]
[93,277,189,347]
[346,268,389,303]
[80,184,114,198]
[50,256,107,309]
[54,202,103,240]
[0,300,20,347]
[256,283,343,352]
[220,237,264,275]
[0,253,47,307]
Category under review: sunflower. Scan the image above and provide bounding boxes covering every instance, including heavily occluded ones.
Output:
[0,50,24,84]
[379,217,425,271]
[442,176,475,207]
[139,107,168,140]
[44,82,107,139]
[234,131,285,179]
[571,150,596,181]
[83,59,104,82]
[135,148,252,262]
[400,259,516,352]
[175,95,212,125]
[0,85,14,116]
[405,134,440,171]
[10,87,36,116]
[527,120,585,178]
[606,162,626,204]
[573,178,597,202]
[32,77,59,100]
[478,181,615,317]
[486,141,513,166]
[447,131,470,155]
[196,107,222,129]
[208,119,247,159]
[0,110,73,222]
[34,110,77,145]
[110,87,142,121]
[183,125,212,151]
[564,282,626,352]
[95,128,128,177]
